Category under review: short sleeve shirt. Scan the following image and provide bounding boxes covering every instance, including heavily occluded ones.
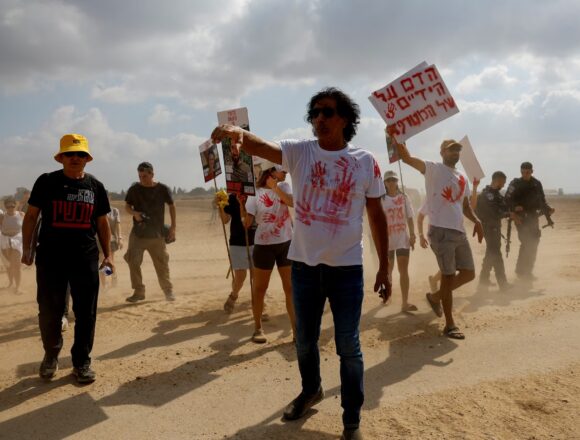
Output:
[245,182,293,245]
[28,170,110,256]
[424,161,470,232]
[125,182,173,238]
[280,139,385,266]
[382,193,415,251]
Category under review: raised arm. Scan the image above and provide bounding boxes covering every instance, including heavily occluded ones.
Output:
[267,178,294,207]
[391,136,426,174]
[211,125,282,165]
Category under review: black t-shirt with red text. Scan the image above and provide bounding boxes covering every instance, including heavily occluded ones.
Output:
[125,182,173,238]
[29,170,110,257]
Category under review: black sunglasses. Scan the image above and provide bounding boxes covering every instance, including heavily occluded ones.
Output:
[63,151,89,158]
[309,107,337,119]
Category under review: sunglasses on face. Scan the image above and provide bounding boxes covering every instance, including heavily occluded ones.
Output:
[63,151,89,158]
[309,107,337,119]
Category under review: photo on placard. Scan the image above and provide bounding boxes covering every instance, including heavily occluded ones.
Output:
[199,140,222,183]
[221,129,255,195]
[386,131,400,164]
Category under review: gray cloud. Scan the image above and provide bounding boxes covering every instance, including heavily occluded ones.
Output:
[2,0,580,102]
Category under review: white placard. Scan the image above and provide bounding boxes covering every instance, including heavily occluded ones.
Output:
[369,63,459,142]
[459,135,485,182]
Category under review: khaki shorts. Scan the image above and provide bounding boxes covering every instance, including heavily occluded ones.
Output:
[230,245,253,270]
[428,226,475,275]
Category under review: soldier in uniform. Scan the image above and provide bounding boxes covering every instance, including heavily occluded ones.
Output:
[505,162,555,280]
[475,171,511,290]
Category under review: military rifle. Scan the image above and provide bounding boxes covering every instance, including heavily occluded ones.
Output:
[541,209,555,229]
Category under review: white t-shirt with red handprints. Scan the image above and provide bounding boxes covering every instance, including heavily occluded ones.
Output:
[245,182,293,245]
[382,192,414,251]
[424,161,470,232]
[280,139,385,266]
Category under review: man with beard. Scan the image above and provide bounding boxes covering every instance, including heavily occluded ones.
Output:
[393,135,483,340]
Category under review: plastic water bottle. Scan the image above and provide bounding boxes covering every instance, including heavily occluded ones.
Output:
[100,266,113,276]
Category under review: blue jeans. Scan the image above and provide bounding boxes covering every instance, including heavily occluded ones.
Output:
[291,261,364,429]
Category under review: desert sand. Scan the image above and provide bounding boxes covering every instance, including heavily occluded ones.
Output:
[0,197,579,440]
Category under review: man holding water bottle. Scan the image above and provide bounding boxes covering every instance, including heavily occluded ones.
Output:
[21,133,113,384]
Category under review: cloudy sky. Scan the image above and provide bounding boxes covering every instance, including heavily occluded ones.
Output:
[1,0,579,196]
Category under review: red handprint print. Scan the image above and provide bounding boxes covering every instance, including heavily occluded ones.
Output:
[310,161,327,188]
[259,193,274,207]
[386,102,396,119]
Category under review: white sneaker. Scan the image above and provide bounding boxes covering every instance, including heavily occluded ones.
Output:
[61,316,69,332]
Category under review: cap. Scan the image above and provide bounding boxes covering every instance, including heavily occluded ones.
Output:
[520,161,533,170]
[383,170,398,181]
[54,134,93,163]
[255,159,283,173]
[138,161,154,171]
[440,139,462,152]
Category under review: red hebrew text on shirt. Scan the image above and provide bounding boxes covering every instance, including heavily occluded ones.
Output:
[51,200,94,229]
[386,195,406,236]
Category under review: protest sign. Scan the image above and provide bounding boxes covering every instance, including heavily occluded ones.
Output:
[199,140,222,183]
[458,135,485,182]
[369,62,459,142]
[217,107,256,195]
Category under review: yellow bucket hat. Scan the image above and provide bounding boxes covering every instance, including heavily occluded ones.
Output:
[54,133,93,163]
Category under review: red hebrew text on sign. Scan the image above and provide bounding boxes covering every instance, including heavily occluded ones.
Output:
[369,63,459,142]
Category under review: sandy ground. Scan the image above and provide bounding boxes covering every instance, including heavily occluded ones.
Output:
[0,197,579,440]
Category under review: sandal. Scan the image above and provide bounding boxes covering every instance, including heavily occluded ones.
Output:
[425,293,443,317]
[401,304,418,313]
[443,326,465,340]
[251,329,267,344]
[223,293,237,314]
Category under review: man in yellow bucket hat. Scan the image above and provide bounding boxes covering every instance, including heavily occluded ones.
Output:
[21,133,114,384]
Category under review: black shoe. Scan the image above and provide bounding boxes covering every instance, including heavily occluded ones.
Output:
[283,387,324,420]
[341,428,363,440]
[73,365,96,384]
[39,355,58,379]
[126,292,145,303]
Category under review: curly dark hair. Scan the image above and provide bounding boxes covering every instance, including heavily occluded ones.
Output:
[306,87,360,142]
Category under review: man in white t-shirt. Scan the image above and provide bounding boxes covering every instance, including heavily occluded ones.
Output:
[393,135,483,340]
[212,88,391,440]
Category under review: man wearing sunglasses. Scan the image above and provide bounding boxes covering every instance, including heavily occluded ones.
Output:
[21,133,113,384]
[212,87,391,440]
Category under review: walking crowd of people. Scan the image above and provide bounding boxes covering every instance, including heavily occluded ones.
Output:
[2,87,555,440]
